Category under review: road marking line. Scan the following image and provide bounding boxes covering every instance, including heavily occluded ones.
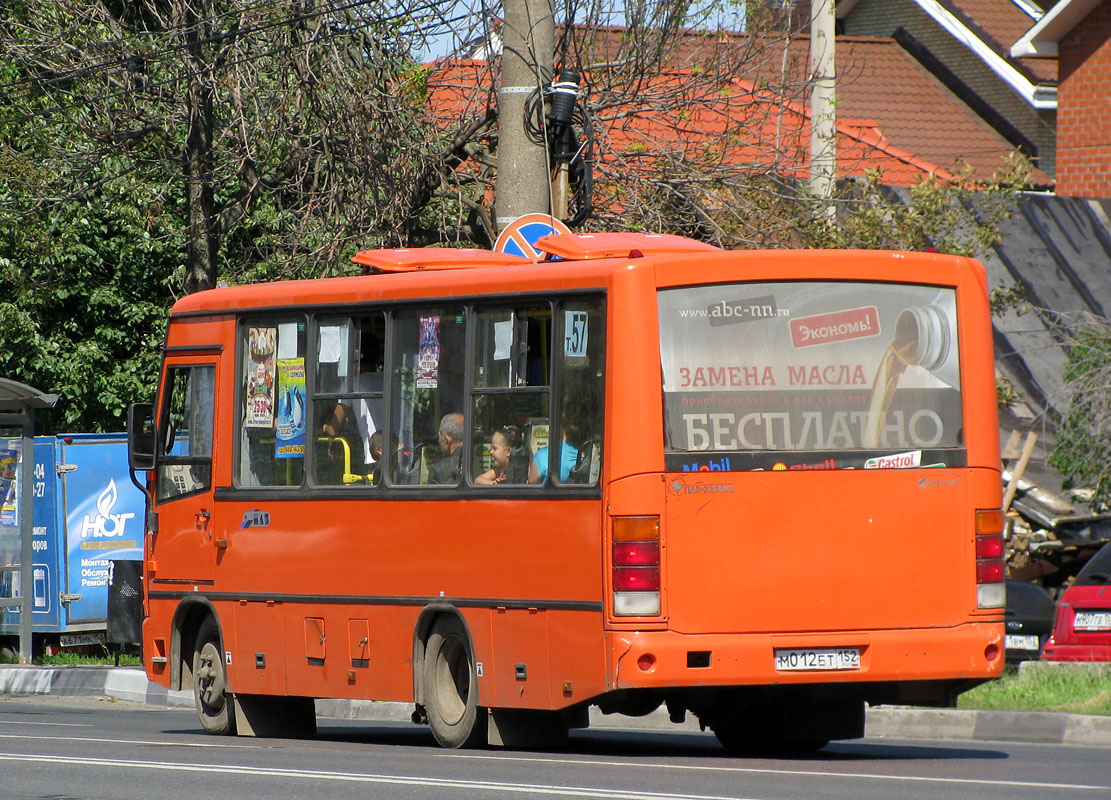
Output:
[0,753,757,800]
[0,733,261,749]
[0,720,93,727]
[434,752,1110,793]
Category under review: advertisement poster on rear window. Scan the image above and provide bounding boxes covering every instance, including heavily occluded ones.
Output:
[658,281,963,471]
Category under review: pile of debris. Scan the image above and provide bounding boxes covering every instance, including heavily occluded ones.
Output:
[1003,431,1111,597]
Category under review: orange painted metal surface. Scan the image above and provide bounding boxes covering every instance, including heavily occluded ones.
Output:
[143,239,1003,712]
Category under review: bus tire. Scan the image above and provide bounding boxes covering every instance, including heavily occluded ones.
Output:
[193,616,235,735]
[423,617,486,748]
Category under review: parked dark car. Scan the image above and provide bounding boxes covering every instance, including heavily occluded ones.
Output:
[1043,542,1111,663]
[1004,579,1057,663]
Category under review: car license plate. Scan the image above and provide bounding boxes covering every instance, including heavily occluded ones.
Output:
[775,647,860,671]
[1073,611,1111,631]
[1005,634,1040,651]
[59,632,106,648]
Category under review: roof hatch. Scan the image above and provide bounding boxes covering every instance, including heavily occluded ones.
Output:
[350,233,721,272]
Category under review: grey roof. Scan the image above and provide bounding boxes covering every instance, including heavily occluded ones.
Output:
[982,194,1111,533]
[0,378,59,412]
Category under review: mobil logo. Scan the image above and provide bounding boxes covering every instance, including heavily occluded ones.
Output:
[681,456,732,472]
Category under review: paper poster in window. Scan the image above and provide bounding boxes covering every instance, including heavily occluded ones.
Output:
[0,442,18,528]
[245,327,276,428]
[417,314,440,388]
[275,358,307,459]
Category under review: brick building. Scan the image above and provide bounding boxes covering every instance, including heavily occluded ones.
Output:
[1014,0,1111,197]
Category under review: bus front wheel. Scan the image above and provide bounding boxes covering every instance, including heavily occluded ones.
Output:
[193,616,235,735]
[423,617,486,748]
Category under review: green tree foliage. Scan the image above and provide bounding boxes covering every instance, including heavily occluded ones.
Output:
[0,47,177,429]
[0,0,478,431]
[1049,321,1111,511]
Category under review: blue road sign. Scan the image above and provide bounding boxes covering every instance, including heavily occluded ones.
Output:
[494,213,572,262]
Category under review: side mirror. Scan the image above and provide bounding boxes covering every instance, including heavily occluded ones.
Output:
[127,402,156,471]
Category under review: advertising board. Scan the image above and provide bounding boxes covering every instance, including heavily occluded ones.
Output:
[658,281,964,471]
[0,434,144,635]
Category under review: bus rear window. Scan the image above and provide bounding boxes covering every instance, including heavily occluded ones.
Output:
[658,281,964,471]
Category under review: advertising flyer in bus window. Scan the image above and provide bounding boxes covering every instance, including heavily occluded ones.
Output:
[245,326,276,428]
[417,314,440,389]
[658,281,964,471]
[275,358,306,458]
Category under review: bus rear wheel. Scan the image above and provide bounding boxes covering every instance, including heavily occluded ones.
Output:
[193,616,235,735]
[424,617,486,748]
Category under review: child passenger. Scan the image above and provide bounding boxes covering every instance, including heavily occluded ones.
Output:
[476,427,539,485]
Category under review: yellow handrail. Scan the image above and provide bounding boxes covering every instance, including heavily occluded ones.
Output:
[317,436,373,485]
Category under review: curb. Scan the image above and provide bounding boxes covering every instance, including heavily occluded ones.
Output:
[2,665,1109,747]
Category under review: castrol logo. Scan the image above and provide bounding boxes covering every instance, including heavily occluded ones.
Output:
[864,450,922,470]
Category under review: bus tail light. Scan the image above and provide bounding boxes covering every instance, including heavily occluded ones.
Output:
[975,508,1005,609]
[613,516,661,617]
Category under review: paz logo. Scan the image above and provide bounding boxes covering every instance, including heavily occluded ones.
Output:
[80,480,136,539]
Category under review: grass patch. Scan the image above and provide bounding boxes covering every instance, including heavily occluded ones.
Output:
[959,665,1111,715]
[0,646,140,667]
[36,649,141,667]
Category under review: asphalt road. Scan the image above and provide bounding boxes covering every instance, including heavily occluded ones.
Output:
[0,695,1108,800]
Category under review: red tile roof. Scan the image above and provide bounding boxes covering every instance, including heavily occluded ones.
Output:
[811,36,1050,183]
[571,26,1048,183]
[427,29,1050,189]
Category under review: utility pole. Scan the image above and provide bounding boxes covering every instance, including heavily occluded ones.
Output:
[809,0,836,221]
[495,0,555,231]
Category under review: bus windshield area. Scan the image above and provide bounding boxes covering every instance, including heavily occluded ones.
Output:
[658,281,965,472]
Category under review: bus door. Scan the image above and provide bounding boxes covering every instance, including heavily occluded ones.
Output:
[151,356,219,586]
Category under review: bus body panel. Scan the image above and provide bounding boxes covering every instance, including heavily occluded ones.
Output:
[659,466,999,635]
[607,622,1001,692]
[602,465,1003,692]
[192,495,605,708]
[137,240,1004,742]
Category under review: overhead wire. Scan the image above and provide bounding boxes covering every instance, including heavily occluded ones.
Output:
[0,0,460,125]
[0,0,459,226]
[0,0,304,96]
[0,0,463,96]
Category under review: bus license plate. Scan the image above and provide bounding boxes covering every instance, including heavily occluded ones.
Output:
[1073,611,1111,631]
[775,647,860,671]
[1005,634,1040,651]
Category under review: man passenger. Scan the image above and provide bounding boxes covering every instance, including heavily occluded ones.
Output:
[429,412,464,484]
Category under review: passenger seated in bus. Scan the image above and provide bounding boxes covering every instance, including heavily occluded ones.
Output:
[535,411,583,483]
[367,430,383,485]
[321,340,383,469]
[429,412,465,484]
[476,426,539,485]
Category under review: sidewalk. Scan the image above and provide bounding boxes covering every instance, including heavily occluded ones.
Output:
[2,663,1110,748]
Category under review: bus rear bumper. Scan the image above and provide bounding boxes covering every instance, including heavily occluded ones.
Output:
[609,622,1004,693]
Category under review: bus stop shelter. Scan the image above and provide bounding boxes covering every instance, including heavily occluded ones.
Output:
[0,379,58,663]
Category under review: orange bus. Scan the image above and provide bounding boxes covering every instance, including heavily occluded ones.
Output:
[127,231,1005,752]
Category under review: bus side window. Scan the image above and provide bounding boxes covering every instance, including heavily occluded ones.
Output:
[237,318,307,487]
[470,304,550,486]
[312,314,384,487]
[387,307,466,486]
[554,298,604,486]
